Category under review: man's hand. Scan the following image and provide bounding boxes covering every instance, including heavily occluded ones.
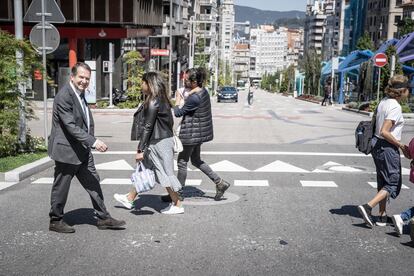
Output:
[175,91,183,106]
[400,144,411,159]
[95,139,108,152]
[135,152,144,162]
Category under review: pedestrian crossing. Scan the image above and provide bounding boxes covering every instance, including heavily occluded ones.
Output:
[92,158,411,175]
[29,177,411,190]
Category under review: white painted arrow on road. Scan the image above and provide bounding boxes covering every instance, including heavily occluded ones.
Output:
[255,160,309,173]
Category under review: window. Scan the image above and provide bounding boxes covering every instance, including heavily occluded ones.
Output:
[395,15,401,24]
[109,0,121,22]
[79,0,91,21]
[94,0,105,21]
[0,0,9,19]
[123,0,133,22]
[59,0,74,21]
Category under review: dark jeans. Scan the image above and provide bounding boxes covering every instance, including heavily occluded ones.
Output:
[49,152,110,221]
[321,95,331,106]
[177,144,221,186]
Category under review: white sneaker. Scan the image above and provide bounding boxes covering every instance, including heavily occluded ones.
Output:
[392,214,404,236]
[114,193,133,209]
[161,204,184,215]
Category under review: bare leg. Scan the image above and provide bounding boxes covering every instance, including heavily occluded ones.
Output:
[378,197,387,216]
[368,190,389,210]
[127,188,138,202]
[166,187,181,207]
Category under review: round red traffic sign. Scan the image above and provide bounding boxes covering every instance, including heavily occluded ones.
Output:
[374,53,388,67]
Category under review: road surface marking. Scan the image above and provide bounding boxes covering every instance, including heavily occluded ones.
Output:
[234,180,269,187]
[31,177,54,184]
[300,181,338,187]
[255,160,309,173]
[96,160,134,171]
[0,182,18,191]
[210,160,250,172]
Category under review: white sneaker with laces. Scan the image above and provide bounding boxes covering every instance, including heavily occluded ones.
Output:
[392,214,404,236]
[161,204,184,215]
[114,193,133,209]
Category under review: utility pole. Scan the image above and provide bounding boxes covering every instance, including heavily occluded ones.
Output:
[14,0,27,149]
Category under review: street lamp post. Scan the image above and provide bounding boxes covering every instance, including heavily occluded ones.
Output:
[169,0,173,94]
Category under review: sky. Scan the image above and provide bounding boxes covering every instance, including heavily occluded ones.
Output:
[234,0,307,11]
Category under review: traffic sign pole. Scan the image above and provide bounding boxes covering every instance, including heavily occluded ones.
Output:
[377,67,381,101]
[41,0,48,147]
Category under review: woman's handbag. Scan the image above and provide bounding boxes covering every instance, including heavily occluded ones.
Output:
[173,129,183,153]
[131,162,156,193]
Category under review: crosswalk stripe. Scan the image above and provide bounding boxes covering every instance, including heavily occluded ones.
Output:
[100,178,132,185]
[234,180,269,187]
[185,179,202,186]
[300,181,338,187]
[96,160,134,171]
[367,182,410,190]
[31,177,54,184]
[0,182,18,191]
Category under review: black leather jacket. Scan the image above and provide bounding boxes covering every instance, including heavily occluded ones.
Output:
[137,97,173,152]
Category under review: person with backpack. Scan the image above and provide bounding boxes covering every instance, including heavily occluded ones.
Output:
[358,75,410,228]
[321,78,332,106]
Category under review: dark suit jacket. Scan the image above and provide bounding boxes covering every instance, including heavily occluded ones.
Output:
[48,83,96,165]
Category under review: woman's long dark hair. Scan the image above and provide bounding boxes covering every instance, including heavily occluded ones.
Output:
[142,71,172,107]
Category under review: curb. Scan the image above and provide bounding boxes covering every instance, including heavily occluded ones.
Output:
[1,157,53,182]
[341,107,372,117]
[296,97,322,105]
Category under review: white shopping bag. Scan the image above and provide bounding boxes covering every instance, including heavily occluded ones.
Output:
[131,162,156,193]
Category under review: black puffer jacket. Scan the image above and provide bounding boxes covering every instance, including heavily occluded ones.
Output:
[174,88,213,145]
[137,97,173,152]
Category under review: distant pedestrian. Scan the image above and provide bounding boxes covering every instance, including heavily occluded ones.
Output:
[48,62,126,233]
[358,75,410,228]
[321,78,332,106]
[162,68,230,202]
[247,81,254,105]
[114,71,184,214]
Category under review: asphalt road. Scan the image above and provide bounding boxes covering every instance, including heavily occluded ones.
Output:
[1,89,414,275]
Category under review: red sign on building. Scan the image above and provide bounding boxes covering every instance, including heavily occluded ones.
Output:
[374,53,388,67]
[150,49,170,56]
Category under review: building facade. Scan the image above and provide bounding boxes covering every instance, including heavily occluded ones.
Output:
[287,28,304,67]
[233,43,250,83]
[218,0,235,64]
[364,0,403,47]
[304,0,327,56]
[250,25,287,78]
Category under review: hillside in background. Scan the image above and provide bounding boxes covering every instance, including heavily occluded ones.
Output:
[235,5,305,28]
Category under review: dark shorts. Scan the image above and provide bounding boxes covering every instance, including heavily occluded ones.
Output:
[371,137,402,199]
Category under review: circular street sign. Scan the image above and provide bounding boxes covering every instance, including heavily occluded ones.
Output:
[29,22,60,54]
[374,53,388,67]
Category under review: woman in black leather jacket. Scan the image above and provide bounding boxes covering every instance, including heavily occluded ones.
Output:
[114,72,183,215]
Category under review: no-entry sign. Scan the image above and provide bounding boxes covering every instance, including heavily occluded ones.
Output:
[374,53,388,67]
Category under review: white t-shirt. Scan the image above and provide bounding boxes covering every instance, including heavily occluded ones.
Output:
[375,98,404,141]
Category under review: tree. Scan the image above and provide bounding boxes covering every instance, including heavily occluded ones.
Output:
[194,38,209,68]
[280,65,295,93]
[379,45,403,93]
[356,32,374,51]
[397,17,414,37]
[0,31,40,157]
[119,50,145,108]
[302,48,322,96]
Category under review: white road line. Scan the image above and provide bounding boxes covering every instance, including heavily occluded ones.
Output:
[31,177,54,184]
[234,180,269,187]
[255,160,309,173]
[210,160,250,172]
[300,181,338,187]
[0,182,18,191]
[367,182,410,190]
[101,178,132,185]
[185,179,202,186]
[96,160,134,171]
[93,151,377,157]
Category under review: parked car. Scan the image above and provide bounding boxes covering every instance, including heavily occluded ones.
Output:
[217,86,238,103]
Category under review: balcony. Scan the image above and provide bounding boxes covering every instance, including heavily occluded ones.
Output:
[199,14,215,21]
[199,0,217,6]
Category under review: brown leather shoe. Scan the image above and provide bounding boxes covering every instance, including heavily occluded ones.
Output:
[49,220,75,233]
[96,217,126,230]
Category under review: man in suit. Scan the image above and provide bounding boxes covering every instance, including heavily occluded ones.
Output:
[48,62,125,233]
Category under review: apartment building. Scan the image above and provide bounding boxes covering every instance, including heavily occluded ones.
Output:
[364,0,403,47]
[287,28,304,67]
[233,43,250,83]
[218,0,235,64]
[399,0,414,19]
[304,0,327,56]
[250,25,288,78]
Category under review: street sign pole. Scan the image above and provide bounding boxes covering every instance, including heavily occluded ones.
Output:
[41,0,48,147]
[14,0,27,148]
[109,43,114,108]
[377,67,381,101]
